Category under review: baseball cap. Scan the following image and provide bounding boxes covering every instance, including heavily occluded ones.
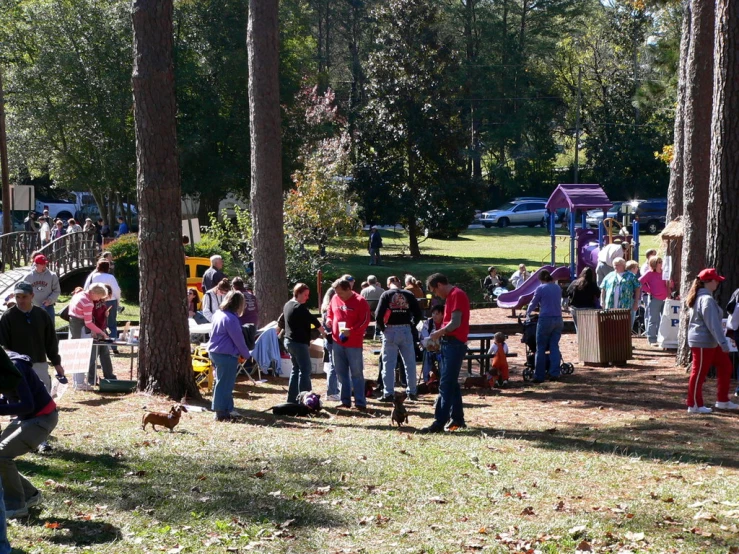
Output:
[698,268,725,282]
[341,274,354,282]
[13,282,33,295]
[34,254,48,265]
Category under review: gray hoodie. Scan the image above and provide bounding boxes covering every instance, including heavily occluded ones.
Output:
[687,288,729,350]
[23,267,61,307]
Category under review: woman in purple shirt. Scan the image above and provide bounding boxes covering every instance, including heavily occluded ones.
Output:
[525,270,564,383]
[231,277,259,325]
[207,291,251,422]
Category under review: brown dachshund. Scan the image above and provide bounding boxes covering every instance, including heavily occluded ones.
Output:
[463,373,495,390]
[417,380,439,395]
[390,394,408,427]
[142,405,188,432]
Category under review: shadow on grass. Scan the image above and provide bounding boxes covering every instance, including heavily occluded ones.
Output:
[26,449,345,531]
[75,395,128,408]
[15,516,121,547]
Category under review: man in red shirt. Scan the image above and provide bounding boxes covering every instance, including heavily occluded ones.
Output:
[422,273,470,433]
[326,278,371,410]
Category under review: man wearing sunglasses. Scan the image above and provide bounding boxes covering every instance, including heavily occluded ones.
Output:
[0,282,65,392]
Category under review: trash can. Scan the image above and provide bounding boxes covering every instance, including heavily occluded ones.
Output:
[577,309,632,364]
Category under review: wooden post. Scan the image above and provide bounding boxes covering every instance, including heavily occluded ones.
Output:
[0,68,10,236]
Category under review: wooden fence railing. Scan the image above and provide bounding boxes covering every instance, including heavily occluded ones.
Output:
[35,232,101,278]
[0,232,40,271]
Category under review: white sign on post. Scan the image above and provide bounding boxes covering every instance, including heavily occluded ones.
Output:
[182,218,201,245]
[58,338,94,374]
[657,299,681,350]
[661,255,672,281]
[10,185,35,212]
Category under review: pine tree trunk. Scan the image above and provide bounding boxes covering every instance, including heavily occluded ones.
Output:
[132,0,198,399]
[248,0,288,325]
[666,1,691,225]
[706,0,739,310]
[677,0,715,367]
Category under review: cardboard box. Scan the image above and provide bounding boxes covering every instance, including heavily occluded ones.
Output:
[309,338,325,359]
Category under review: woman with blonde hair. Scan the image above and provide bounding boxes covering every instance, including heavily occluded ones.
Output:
[207,291,251,421]
[684,269,738,414]
[68,283,113,389]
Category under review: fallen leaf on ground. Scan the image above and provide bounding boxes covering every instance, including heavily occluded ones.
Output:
[576,540,592,552]
[429,497,447,504]
[624,531,645,542]
[520,506,535,516]
[44,522,62,529]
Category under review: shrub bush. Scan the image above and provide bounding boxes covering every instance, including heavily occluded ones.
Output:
[106,234,140,302]
[107,233,236,302]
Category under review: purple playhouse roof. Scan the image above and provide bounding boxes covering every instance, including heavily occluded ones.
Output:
[546,184,612,212]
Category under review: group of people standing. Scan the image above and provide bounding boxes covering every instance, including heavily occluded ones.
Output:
[278,272,470,433]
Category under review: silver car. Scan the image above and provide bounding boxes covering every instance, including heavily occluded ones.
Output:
[480,200,547,228]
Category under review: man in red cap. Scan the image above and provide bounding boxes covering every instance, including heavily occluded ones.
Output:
[23,255,60,325]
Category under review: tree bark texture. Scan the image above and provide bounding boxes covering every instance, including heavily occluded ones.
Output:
[666,1,691,225]
[677,0,715,367]
[132,0,198,399]
[706,0,739,310]
[248,0,288,325]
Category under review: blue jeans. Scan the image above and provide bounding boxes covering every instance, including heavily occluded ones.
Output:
[381,326,417,396]
[0,478,9,554]
[105,299,118,340]
[646,296,664,344]
[433,337,465,427]
[210,352,239,415]
[535,316,563,380]
[422,350,441,382]
[43,304,55,327]
[285,339,312,403]
[324,340,339,396]
[333,343,366,408]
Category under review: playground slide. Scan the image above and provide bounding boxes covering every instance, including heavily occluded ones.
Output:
[496,265,571,310]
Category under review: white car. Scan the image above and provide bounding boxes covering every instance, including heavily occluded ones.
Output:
[480,200,547,228]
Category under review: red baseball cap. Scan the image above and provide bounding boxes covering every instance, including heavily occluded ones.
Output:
[33,254,48,265]
[698,268,725,282]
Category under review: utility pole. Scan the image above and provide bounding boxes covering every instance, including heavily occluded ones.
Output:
[574,66,582,185]
[0,68,10,235]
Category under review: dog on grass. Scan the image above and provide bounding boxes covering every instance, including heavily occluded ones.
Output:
[463,372,496,390]
[417,380,439,395]
[271,391,323,417]
[142,404,188,432]
[390,393,408,427]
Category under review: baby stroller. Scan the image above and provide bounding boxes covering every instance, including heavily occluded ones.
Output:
[519,315,575,381]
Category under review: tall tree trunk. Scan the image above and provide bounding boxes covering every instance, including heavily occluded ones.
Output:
[248,0,288,325]
[132,0,198,399]
[677,0,715,366]
[706,0,739,310]
[666,1,691,224]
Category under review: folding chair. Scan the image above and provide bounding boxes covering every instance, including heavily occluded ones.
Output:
[192,346,214,392]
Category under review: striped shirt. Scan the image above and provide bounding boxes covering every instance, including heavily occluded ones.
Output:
[69,291,104,335]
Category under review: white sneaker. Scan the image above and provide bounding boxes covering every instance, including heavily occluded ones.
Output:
[229,409,242,417]
[326,394,341,402]
[715,401,739,410]
[687,406,713,414]
[26,491,42,508]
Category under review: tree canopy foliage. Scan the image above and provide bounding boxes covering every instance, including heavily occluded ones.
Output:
[0,0,681,256]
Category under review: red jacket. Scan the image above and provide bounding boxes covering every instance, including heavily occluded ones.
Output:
[327,291,370,348]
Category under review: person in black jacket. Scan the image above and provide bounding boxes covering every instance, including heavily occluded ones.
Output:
[375,277,423,401]
[0,348,60,518]
[0,282,65,391]
[566,267,600,331]
[368,227,383,266]
[283,283,325,403]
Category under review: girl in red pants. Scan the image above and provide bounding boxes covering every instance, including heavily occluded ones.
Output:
[685,268,738,414]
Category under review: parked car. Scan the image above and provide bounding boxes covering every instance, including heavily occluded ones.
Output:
[480,200,547,228]
[0,212,26,233]
[586,202,622,228]
[587,199,667,234]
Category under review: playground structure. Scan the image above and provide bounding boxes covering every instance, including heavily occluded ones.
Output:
[497,184,641,311]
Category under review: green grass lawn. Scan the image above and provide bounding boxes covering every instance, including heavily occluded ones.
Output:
[54,295,141,330]
[10,342,739,553]
[323,227,662,303]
